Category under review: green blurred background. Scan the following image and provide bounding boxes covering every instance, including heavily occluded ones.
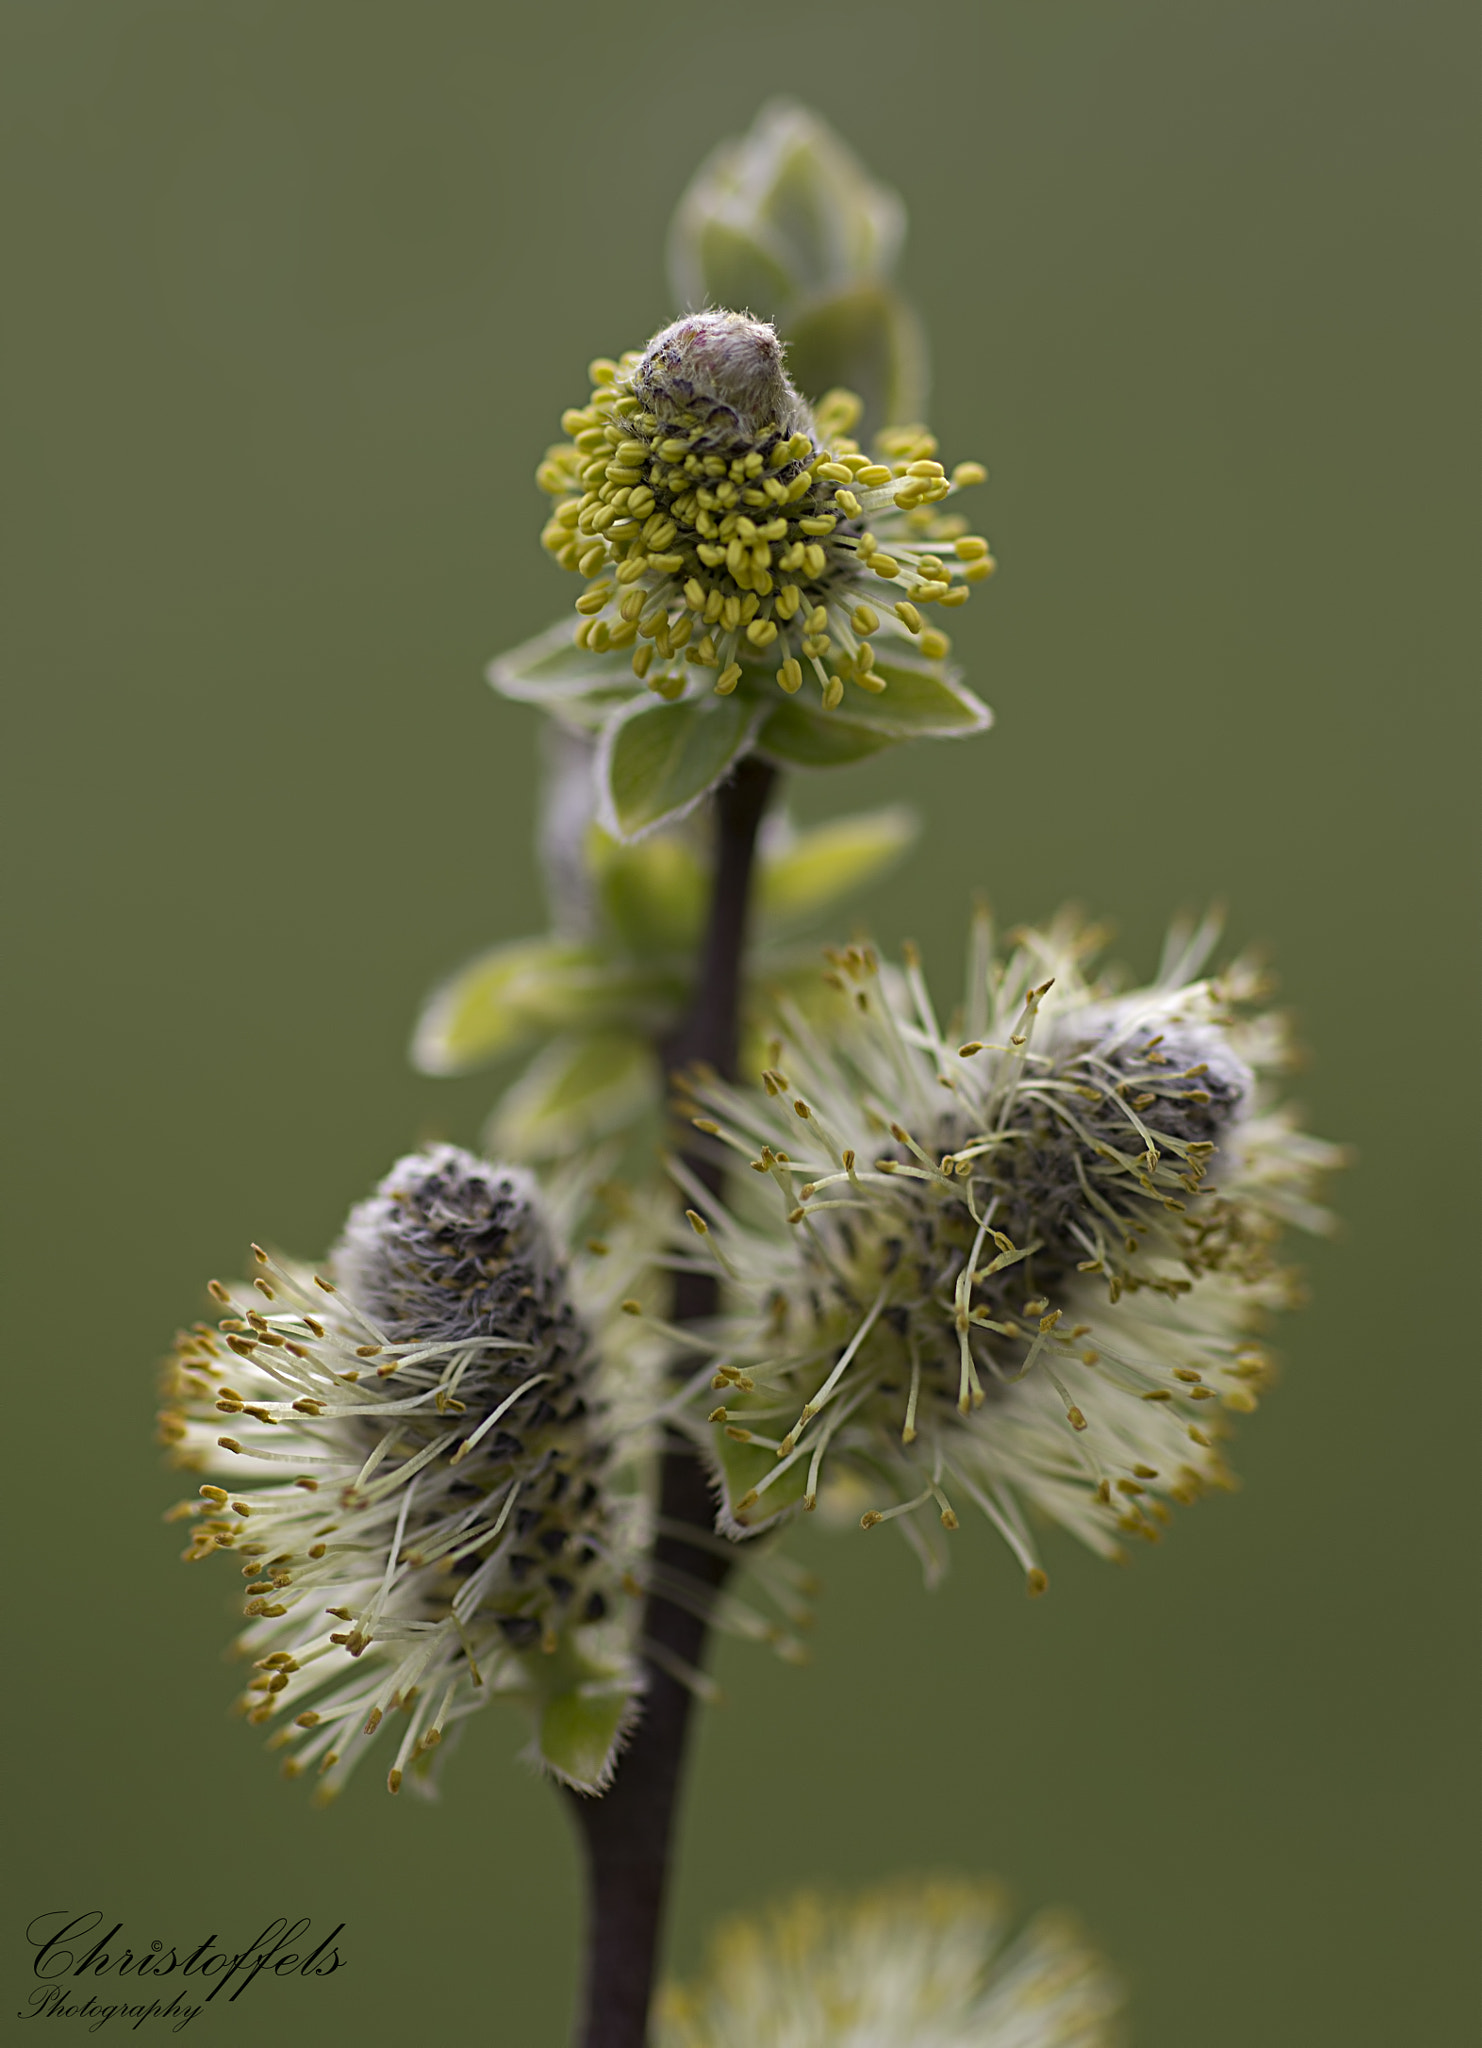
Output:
[4,2,1476,2041]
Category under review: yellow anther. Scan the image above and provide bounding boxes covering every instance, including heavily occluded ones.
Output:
[919,629,951,659]
[777,658,803,694]
[851,604,879,633]
[952,461,988,487]
[867,552,899,578]
[835,488,861,516]
[857,464,892,486]
[714,664,743,695]
[745,617,779,647]
[894,602,922,633]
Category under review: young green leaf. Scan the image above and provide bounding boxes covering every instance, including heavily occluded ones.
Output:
[411,937,675,1076]
[598,692,762,842]
[758,806,918,929]
[838,654,993,738]
[489,621,638,727]
[754,698,897,768]
[591,828,709,957]
[755,655,989,767]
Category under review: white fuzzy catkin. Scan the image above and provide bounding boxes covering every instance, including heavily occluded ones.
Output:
[674,912,1344,1588]
[161,1146,637,1797]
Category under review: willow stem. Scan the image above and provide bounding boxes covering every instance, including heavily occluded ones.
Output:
[564,755,777,2048]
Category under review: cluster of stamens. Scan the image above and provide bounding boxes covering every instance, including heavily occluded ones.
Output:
[158,1149,628,1795]
[537,312,993,708]
[663,923,1335,1570]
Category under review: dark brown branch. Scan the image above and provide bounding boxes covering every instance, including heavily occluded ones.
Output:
[564,755,777,2048]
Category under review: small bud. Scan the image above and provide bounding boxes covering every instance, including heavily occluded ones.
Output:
[635,311,812,447]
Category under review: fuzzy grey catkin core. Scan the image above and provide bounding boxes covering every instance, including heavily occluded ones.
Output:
[634,311,814,446]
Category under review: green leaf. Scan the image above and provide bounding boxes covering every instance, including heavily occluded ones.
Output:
[489,1030,660,1160]
[840,654,993,737]
[598,692,761,842]
[756,655,990,766]
[758,806,918,928]
[754,697,898,767]
[488,620,638,727]
[591,828,707,957]
[411,938,676,1076]
[535,1677,635,1794]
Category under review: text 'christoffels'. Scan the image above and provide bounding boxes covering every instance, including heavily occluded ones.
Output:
[22,1912,346,2030]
